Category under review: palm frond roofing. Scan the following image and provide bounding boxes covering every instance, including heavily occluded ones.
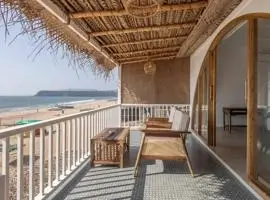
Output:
[0,0,242,76]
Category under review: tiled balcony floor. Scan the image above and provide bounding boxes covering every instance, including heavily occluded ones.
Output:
[55,131,259,200]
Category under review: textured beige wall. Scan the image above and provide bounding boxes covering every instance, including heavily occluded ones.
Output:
[121,57,190,104]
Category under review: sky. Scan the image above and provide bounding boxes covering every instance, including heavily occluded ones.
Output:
[0,25,118,96]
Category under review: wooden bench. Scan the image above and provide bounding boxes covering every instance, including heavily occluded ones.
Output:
[90,127,130,168]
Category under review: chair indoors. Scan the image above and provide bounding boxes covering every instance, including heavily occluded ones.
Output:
[134,109,194,177]
[145,106,176,128]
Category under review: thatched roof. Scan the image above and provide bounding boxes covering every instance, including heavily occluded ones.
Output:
[0,0,243,75]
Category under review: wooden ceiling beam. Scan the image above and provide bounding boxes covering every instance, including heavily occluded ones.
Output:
[113,46,180,57]
[120,56,176,65]
[91,22,196,37]
[69,1,208,19]
[102,35,187,48]
[116,52,178,62]
[35,0,118,66]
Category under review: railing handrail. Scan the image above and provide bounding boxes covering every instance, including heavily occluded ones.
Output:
[122,103,189,106]
[0,104,119,139]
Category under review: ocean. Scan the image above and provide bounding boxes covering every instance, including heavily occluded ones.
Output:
[0,96,115,113]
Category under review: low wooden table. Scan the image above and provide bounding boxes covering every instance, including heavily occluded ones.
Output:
[223,107,247,133]
[90,127,130,168]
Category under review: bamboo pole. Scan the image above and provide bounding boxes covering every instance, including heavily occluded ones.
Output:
[116,52,178,61]
[69,1,208,19]
[90,22,196,37]
[113,46,180,57]
[102,36,187,48]
[121,56,176,65]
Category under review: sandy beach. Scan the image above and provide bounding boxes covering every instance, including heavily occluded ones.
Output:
[0,99,117,129]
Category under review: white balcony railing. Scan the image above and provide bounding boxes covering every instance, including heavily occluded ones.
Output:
[0,103,190,200]
[0,104,120,200]
[121,104,190,129]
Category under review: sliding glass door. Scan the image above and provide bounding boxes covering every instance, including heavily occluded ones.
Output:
[252,18,270,192]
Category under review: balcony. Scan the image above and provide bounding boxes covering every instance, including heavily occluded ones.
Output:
[0,104,260,200]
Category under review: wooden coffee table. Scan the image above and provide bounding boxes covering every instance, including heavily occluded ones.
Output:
[90,127,130,168]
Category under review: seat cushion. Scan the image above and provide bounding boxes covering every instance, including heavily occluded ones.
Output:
[141,136,186,159]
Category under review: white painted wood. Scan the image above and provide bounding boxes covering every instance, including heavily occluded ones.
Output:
[2,137,9,200]
[0,105,118,140]
[67,120,72,172]
[62,122,66,176]
[29,130,35,200]
[48,126,53,188]
[17,134,23,200]
[80,117,84,160]
[72,119,76,168]
[77,118,80,164]
[87,115,90,155]
[55,123,60,182]
[84,116,87,157]
[39,128,45,196]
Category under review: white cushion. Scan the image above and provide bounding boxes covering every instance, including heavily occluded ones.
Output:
[168,107,176,123]
[171,110,190,131]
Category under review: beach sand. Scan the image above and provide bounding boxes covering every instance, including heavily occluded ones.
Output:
[0,99,116,129]
[0,99,117,199]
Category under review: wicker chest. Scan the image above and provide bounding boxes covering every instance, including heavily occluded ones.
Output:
[90,127,130,168]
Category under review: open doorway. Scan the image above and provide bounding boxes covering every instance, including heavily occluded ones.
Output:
[214,21,248,178]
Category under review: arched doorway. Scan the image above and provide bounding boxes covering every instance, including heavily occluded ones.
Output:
[191,13,270,195]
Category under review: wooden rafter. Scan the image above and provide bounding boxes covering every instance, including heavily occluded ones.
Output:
[120,56,176,65]
[90,22,196,37]
[113,46,180,57]
[69,1,208,19]
[116,52,178,62]
[102,36,187,48]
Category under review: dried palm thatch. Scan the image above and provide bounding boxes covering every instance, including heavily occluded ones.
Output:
[0,0,243,75]
[178,0,243,57]
[0,0,116,78]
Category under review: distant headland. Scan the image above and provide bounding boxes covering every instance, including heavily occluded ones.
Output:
[35,90,117,97]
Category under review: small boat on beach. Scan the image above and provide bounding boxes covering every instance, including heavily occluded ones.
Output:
[48,104,74,111]
[57,104,74,109]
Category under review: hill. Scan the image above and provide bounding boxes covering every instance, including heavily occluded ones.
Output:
[35,90,117,97]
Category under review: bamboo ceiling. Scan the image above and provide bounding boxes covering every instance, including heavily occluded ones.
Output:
[0,0,243,74]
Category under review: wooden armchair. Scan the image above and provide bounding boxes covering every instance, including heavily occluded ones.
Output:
[145,106,176,128]
[134,109,194,177]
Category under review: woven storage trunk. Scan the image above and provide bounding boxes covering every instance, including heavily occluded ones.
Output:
[91,128,130,168]
[93,141,120,162]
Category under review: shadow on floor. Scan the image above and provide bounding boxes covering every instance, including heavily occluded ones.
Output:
[56,133,259,200]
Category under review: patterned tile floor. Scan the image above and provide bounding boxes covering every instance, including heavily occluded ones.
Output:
[55,131,259,200]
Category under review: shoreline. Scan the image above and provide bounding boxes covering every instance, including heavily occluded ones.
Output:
[0,98,117,129]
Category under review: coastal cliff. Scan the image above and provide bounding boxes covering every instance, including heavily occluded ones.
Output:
[35,90,117,97]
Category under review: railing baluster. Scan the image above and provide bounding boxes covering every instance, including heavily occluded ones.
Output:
[62,122,66,176]
[98,111,101,132]
[55,123,60,182]
[39,128,45,197]
[81,117,84,160]
[2,137,9,200]
[29,130,35,200]
[87,115,90,155]
[72,119,76,168]
[17,134,23,200]
[67,120,72,172]
[103,110,105,129]
[77,118,80,164]
[48,126,53,188]
[85,116,87,157]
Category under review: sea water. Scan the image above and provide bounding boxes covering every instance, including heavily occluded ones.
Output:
[0,96,115,113]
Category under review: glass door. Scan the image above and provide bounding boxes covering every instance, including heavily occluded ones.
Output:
[252,18,270,193]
